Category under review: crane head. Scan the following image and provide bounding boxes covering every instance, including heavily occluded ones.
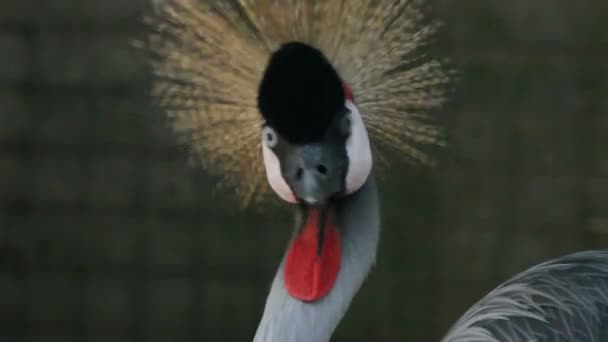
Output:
[258,42,373,207]
[258,42,374,302]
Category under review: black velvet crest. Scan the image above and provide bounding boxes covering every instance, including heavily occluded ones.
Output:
[257,42,346,144]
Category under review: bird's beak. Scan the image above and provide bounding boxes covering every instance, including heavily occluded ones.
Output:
[281,143,346,206]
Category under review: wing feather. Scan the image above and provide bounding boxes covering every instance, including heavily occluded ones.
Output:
[442,250,608,342]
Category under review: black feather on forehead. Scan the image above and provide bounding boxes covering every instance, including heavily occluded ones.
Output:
[257,42,346,144]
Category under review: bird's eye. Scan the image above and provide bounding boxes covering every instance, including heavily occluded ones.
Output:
[262,126,278,148]
[339,114,351,136]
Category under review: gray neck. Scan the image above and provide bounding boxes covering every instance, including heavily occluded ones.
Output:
[253,177,381,342]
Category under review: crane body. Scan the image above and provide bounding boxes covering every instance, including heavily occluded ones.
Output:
[142,1,608,341]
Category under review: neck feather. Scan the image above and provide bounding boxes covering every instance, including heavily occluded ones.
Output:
[253,177,380,342]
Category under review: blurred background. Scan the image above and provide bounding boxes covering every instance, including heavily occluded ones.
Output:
[0,0,607,341]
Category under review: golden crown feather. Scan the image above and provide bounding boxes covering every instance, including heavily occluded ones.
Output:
[139,0,456,207]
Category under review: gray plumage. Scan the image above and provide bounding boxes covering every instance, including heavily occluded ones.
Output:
[142,2,608,342]
[254,177,380,342]
[442,250,608,342]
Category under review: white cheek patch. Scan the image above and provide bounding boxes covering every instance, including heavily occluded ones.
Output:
[262,143,297,203]
[344,101,373,194]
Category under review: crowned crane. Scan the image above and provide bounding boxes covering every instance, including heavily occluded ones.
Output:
[142,1,608,341]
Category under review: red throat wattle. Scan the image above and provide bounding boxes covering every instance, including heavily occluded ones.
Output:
[342,81,353,101]
[284,207,342,302]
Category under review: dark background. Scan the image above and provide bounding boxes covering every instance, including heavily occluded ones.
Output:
[1,0,607,341]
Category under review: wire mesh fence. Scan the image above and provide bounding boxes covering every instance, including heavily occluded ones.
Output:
[1,0,608,341]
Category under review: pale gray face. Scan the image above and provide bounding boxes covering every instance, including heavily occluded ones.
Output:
[261,100,373,205]
[279,141,348,206]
